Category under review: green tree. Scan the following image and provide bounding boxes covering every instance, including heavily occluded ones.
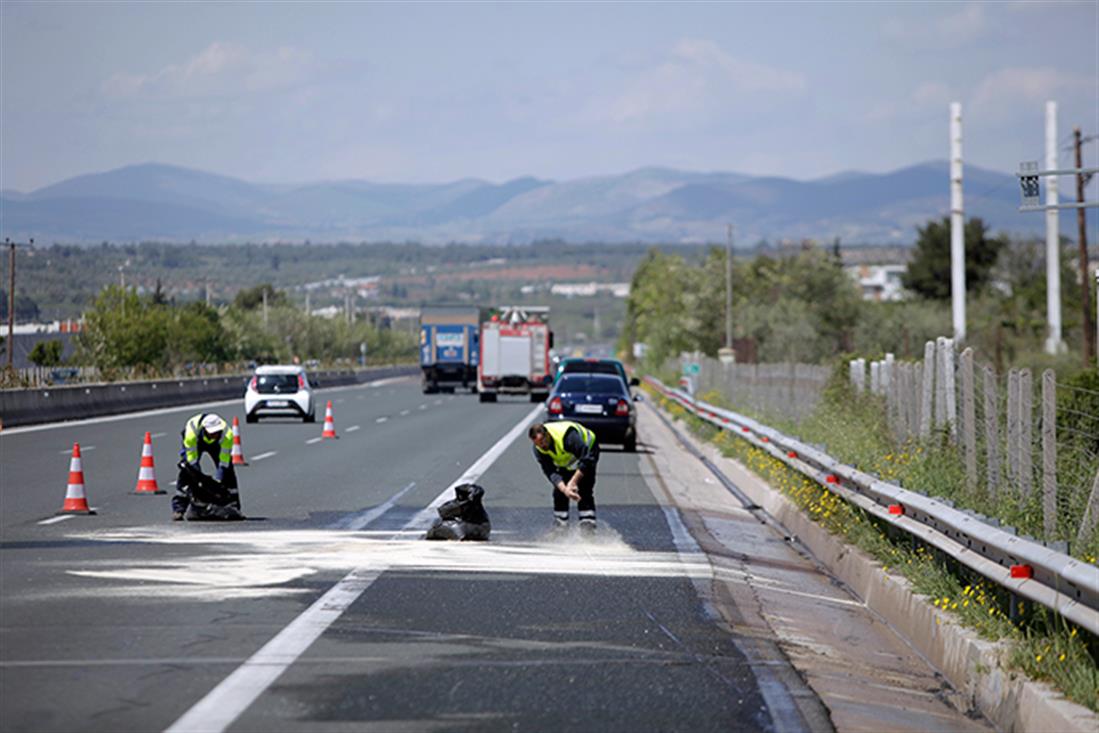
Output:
[233,283,289,311]
[28,339,63,367]
[902,216,1006,300]
[78,286,170,372]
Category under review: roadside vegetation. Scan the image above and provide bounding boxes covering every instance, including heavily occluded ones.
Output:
[651,388,1099,712]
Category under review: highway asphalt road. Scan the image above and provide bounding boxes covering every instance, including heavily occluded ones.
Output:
[0,377,988,733]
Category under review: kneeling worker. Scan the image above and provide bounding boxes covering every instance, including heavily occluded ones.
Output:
[529,421,599,532]
[172,413,243,521]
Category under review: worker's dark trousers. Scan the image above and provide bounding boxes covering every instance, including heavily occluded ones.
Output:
[172,463,239,516]
[552,465,597,524]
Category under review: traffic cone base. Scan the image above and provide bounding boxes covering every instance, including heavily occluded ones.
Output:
[60,442,96,514]
[322,400,338,439]
[134,431,165,494]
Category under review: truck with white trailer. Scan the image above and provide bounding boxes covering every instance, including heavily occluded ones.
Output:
[477,306,554,403]
[419,306,481,394]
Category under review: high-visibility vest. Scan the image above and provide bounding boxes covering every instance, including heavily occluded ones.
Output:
[535,421,596,470]
[181,413,234,466]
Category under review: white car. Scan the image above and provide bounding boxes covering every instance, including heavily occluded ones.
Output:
[245,365,315,423]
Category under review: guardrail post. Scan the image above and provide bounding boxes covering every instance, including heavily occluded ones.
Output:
[919,341,934,438]
[1020,369,1034,502]
[960,348,977,491]
[1041,369,1057,538]
[983,364,1001,499]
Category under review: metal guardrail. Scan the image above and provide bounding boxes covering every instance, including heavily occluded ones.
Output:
[646,376,1099,636]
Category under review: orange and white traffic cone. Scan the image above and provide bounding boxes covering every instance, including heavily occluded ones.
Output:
[321,400,338,439]
[60,442,96,514]
[134,431,164,494]
[231,416,248,465]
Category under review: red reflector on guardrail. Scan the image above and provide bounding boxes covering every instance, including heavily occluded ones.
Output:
[888,504,904,515]
[787,451,797,458]
[825,475,838,484]
[1010,564,1033,579]
[742,427,750,433]
[761,436,769,442]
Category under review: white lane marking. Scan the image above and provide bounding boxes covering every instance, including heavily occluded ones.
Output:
[330,482,417,530]
[38,515,74,526]
[375,417,388,424]
[59,446,95,454]
[151,432,167,438]
[1,375,411,436]
[433,399,443,405]
[250,451,277,462]
[305,437,322,445]
[346,425,361,433]
[336,399,345,404]
[399,409,410,416]
[165,404,543,733]
[171,481,178,486]
[418,404,427,411]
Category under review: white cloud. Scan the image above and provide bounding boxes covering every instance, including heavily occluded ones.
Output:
[937,3,988,42]
[973,66,1096,109]
[102,42,313,99]
[586,38,805,126]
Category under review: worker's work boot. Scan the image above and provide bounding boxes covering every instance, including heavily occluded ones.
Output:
[579,518,597,537]
[172,511,185,522]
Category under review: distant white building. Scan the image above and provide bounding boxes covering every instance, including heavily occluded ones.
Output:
[548,282,630,298]
[846,264,907,302]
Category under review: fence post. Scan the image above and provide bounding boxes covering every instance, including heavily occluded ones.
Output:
[1078,468,1099,547]
[1020,369,1034,501]
[1007,369,1020,491]
[983,364,1000,499]
[1041,369,1057,539]
[960,348,976,491]
[919,341,935,438]
[943,339,956,439]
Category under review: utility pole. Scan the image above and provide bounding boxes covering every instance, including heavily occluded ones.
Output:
[950,102,966,342]
[262,288,269,328]
[718,224,736,364]
[1044,101,1063,354]
[6,238,14,371]
[205,279,211,307]
[1074,127,1094,365]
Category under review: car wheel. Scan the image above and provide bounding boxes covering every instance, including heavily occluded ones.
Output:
[479,392,496,403]
[304,412,316,423]
[246,413,258,424]
[624,432,637,453]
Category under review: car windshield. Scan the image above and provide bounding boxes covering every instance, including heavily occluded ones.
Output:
[556,374,626,396]
[256,374,299,393]
[561,361,620,377]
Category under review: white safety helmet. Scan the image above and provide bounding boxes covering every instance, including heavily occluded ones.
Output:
[201,414,227,437]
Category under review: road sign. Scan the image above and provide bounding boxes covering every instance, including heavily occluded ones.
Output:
[1018,161,1040,208]
[685,363,700,375]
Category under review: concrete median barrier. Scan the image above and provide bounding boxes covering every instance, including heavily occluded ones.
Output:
[0,365,416,428]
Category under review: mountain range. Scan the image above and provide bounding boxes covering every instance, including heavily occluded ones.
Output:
[0,161,1061,246]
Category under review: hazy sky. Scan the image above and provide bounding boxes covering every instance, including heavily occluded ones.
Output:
[2,1,1097,191]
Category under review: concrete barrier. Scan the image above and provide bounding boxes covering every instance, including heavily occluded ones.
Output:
[0,366,417,428]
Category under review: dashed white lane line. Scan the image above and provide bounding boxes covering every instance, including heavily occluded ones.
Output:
[251,451,277,461]
[38,515,74,526]
[305,437,323,445]
[164,404,543,733]
[59,446,95,454]
[399,409,410,416]
[375,417,388,424]
[433,399,443,405]
[151,432,167,439]
[345,425,361,433]
[418,404,427,410]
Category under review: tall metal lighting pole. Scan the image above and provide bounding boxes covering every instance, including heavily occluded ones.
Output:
[950,102,966,342]
[6,238,14,371]
[719,224,736,364]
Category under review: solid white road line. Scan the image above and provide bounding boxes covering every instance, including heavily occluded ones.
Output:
[1,375,411,436]
[38,515,74,526]
[250,451,277,462]
[331,482,417,530]
[346,425,361,433]
[305,437,322,445]
[165,404,543,733]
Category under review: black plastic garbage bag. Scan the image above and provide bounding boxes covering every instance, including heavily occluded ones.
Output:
[425,483,491,541]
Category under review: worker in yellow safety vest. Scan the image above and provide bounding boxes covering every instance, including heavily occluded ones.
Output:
[172,413,243,521]
[529,420,599,533]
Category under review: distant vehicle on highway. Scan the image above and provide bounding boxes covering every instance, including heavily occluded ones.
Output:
[546,372,637,451]
[554,357,639,393]
[245,365,315,423]
[420,306,480,394]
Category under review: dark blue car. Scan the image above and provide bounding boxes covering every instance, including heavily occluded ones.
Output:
[546,373,637,451]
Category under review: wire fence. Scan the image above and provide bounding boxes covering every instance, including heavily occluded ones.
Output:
[692,358,831,424]
[854,339,1099,553]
